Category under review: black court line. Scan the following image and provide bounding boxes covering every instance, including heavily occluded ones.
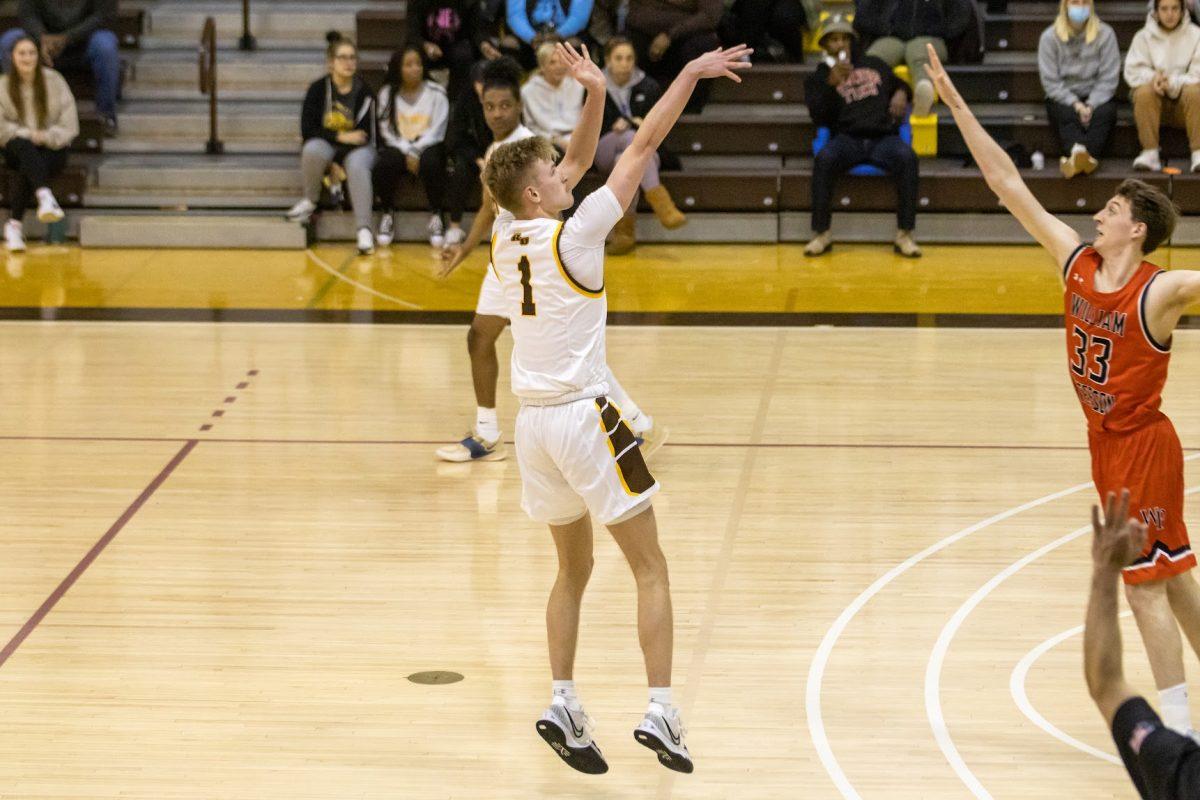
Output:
[0,439,197,669]
[0,307,1073,327]
[0,434,1167,452]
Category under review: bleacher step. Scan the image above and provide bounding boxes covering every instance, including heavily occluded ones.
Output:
[79,213,306,248]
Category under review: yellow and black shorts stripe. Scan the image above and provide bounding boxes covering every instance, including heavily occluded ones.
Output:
[595,396,655,496]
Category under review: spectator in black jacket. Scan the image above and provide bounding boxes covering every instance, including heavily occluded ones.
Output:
[853,0,973,115]
[597,36,685,254]
[0,0,120,134]
[287,32,377,256]
[408,0,478,101]
[618,0,724,113]
[476,0,524,63]
[804,15,921,258]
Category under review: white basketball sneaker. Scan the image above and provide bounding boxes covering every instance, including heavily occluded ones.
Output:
[536,699,608,774]
[635,703,693,773]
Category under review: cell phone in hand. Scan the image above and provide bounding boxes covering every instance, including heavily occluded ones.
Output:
[824,50,849,69]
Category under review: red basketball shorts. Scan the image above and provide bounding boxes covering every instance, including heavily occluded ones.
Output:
[1090,416,1195,585]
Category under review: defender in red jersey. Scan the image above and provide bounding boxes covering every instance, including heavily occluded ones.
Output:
[929,44,1200,737]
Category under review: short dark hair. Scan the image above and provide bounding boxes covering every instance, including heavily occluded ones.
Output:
[481,56,522,101]
[1115,179,1178,255]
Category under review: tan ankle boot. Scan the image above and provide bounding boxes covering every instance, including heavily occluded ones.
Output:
[643,185,687,230]
[607,213,637,254]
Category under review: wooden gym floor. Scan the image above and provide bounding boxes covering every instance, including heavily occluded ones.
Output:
[2,243,1200,798]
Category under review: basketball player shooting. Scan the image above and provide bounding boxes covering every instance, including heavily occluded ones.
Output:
[927,43,1200,735]
[480,42,751,774]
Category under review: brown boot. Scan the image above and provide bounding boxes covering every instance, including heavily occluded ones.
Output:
[607,213,637,254]
[643,185,687,230]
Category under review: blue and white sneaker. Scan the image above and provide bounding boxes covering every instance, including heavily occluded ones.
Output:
[635,422,668,459]
[634,703,693,773]
[536,699,608,774]
[435,432,506,462]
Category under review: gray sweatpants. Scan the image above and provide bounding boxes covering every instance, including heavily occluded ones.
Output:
[300,138,376,230]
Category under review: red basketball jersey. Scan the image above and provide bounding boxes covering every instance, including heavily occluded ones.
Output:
[1063,245,1171,435]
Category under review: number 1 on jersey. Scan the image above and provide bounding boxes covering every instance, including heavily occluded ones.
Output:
[517,255,537,316]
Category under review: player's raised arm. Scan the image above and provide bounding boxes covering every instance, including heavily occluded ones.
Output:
[605,45,753,211]
[925,44,1080,267]
[555,42,607,189]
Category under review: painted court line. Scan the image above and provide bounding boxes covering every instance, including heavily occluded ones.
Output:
[805,478,1097,799]
[1009,615,1131,767]
[927,469,1200,798]
[306,248,424,310]
[0,439,198,669]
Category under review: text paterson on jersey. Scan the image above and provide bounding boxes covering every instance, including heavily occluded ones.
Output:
[1070,291,1123,416]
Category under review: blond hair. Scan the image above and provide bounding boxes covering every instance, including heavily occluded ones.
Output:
[1054,0,1100,43]
[483,136,559,213]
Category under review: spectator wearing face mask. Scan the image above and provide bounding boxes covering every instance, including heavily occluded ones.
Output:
[1124,0,1200,172]
[1038,0,1120,177]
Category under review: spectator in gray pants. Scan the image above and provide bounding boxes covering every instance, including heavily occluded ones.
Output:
[287,32,378,255]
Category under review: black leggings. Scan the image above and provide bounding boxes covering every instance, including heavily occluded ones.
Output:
[4,138,67,220]
[445,148,482,224]
[372,143,447,214]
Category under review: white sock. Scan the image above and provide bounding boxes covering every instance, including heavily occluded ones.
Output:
[649,686,673,709]
[475,406,500,443]
[605,368,652,434]
[1071,143,1087,155]
[1160,683,1192,733]
[35,187,53,203]
[553,679,580,709]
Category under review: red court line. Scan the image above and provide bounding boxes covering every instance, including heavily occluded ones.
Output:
[0,439,198,670]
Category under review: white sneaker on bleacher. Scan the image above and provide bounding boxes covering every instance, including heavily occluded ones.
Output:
[35,189,62,223]
[4,220,24,252]
[286,198,316,223]
[1133,149,1162,171]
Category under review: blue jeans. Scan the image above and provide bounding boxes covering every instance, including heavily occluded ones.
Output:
[0,28,119,119]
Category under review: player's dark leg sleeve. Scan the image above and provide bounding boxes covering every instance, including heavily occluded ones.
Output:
[1112,696,1159,800]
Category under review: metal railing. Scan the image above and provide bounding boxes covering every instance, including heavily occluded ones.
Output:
[198,17,224,154]
[240,0,256,50]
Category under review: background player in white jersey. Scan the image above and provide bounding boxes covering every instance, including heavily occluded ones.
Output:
[482,42,752,775]
[435,58,664,465]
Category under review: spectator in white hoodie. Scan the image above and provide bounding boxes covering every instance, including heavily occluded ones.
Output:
[520,39,583,150]
[1124,0,1200,172]
[373,43,450,247]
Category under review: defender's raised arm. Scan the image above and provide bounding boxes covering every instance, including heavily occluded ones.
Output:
[925,44,1080,266]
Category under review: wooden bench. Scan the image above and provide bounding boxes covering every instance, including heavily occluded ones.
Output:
[0,8,144,48]
[0,163,87,208]
[356,9,405,52]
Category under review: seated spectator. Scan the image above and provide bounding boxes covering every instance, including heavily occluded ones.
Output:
[0,34,75,252]
[373,44,449,248]
[722,0,808,63]
[477,0,524,63]
[287,33,377,256]
[624,0,722,113]
[1124,0,1200,172]
[598,36,685,254]
[803,15,920,258]
[852,0,974,116]
[1038,0,1120,178]
[407,0,478,102]
[0,0,119,135]
[521,40,584,150]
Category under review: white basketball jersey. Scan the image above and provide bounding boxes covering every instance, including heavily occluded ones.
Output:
[491,186,625,404]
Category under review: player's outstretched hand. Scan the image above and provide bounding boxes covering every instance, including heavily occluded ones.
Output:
[1091,489,1148,571]
[556,41,606,94]
[923,43,962,110]
[438,244,466,278]
[684,45,754,83]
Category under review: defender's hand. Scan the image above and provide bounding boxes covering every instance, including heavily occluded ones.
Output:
[923,44,962,110]
[684,45,754,83]
[1091,489,1149,571]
